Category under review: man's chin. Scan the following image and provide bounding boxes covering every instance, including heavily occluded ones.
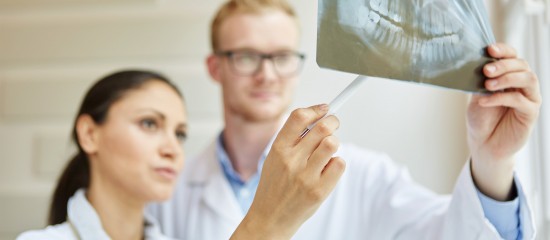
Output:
[244,108,286,122]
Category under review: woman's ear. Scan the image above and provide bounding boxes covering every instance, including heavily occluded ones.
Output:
[206,54,222,83]
[76,115,99,155]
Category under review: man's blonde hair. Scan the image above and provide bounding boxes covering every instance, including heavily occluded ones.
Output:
[210,0,298,52]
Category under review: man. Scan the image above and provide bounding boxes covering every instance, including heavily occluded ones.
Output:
[149,0,541,239]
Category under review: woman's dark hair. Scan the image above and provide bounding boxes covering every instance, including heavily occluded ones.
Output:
[48,69,183,225]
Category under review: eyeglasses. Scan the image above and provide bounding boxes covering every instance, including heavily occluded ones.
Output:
[216,50,306,77]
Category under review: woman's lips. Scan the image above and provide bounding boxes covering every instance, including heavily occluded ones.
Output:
[154,167,177,181]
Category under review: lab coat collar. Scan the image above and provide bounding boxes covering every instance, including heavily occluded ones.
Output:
[186,141,218,184]
[183,127,278,224]
[67,189,166,240]
[68,189,110,239]
[185,141,244,223]
[186,129,276,184]
[203,168,245,222]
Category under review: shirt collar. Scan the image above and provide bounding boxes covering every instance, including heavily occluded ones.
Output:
[216,131,276,184]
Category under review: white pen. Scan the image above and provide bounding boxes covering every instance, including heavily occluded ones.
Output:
[300,75,368,138]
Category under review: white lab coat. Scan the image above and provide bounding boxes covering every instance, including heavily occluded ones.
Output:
[18,189,171,240]
[148,142,536,240]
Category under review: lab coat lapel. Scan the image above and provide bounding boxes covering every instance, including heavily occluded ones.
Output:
[189,141,244,224]
[203,169,244,223]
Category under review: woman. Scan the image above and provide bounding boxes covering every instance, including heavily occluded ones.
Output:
[18,70,344,239]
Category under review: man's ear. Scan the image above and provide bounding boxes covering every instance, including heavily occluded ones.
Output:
[76,114,99,155]
[206,54,222,83]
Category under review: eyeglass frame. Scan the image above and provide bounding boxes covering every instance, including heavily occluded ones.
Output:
[215,49,306,78]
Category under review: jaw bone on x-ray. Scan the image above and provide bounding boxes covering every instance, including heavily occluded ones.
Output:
[317,0,496,92]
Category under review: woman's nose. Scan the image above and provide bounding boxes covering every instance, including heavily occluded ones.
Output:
[159,133,180,160]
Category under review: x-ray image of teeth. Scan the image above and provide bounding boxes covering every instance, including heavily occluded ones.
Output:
[317,0,496,92]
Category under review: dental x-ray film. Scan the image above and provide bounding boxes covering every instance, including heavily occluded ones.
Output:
[317,0,496,92]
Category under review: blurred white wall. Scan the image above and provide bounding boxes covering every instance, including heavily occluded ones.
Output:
[0,0,469,238]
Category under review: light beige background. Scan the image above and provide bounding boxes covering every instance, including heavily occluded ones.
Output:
[0,0,470,238]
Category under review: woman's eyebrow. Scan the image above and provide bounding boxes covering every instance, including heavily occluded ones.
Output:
[136,108,166,120]
[137,108,187,129]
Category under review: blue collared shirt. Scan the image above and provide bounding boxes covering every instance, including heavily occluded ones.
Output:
[477,185,521,240]
[216,133,266,214]
[216,133,521,238]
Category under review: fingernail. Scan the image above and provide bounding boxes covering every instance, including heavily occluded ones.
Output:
[317,104,329,112]
[487,80,498,88]
[492,45,500,53]
[486,65,496,73]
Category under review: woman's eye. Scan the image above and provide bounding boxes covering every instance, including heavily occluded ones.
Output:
[140,119,158,130]
[175,131,187,142]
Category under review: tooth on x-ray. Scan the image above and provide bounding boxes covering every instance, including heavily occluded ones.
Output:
[317,0,496,92]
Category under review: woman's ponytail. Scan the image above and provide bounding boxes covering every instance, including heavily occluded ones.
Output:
[47,151,90,225]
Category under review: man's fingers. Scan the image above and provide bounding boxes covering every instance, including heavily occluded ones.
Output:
[306,135,340,175]
[275,104,329,148]
[487,43,517,59]
[484,71,541,103]
[483,58,530,79]
[478,91,540,118]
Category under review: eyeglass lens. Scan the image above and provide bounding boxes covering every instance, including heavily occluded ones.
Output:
[228,51,304,77]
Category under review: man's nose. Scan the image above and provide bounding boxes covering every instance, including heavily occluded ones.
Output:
[255,58,278,82]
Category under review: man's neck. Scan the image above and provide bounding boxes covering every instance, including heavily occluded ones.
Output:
[88,173,145,240]
[223,116,283,181]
